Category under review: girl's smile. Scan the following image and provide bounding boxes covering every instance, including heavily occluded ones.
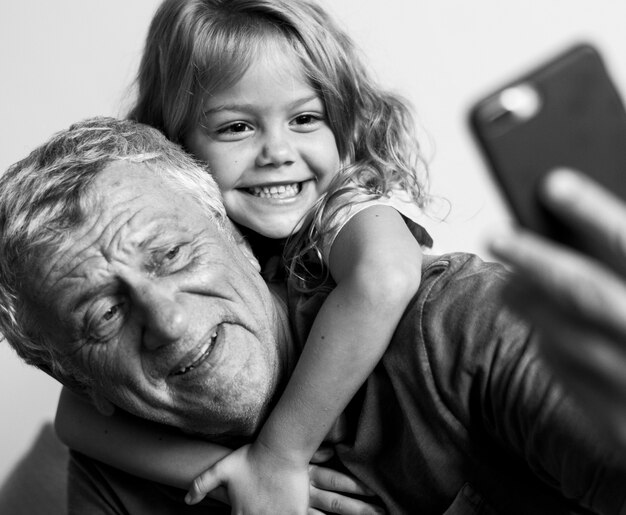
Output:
[244,181,306,200]
[184,41,341,239]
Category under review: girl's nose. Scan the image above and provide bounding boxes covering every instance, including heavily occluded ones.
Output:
[134,281,188,350]
[255,129,295,167]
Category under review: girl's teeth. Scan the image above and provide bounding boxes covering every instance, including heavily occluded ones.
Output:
[248,183,301,198]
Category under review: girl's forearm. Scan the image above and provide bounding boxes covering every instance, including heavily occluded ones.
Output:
[55,387,230,489]
[257,276,412,463]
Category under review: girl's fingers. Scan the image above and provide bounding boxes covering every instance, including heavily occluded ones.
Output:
[309,485,385,515]
[309,464,374,496]
[185,466,223,505]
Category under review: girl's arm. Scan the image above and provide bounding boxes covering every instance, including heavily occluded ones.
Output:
[261,204,424,458]
[57,386,382,513]
[187,205,423,512]
[55,386,230,489]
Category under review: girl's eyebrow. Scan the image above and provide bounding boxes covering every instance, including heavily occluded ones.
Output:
[202,94,321,116]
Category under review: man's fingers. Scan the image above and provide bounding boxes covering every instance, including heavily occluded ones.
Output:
[490,229,626,337]
[309,464,374,496]
[524,303,626,446]
[309,485,385,514]
[500,279,626,447]
[185,465,224,505]
[511,291,626,399]
[541,169,626,274]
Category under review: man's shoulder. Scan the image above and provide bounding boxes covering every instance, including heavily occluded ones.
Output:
[418,252,510,313]
[421,252,508,284]
[395,251,529,381]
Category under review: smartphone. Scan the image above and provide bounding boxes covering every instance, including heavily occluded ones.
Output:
[469,43,626,248]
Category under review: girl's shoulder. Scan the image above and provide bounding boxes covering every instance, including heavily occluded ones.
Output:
[319,185,432,262]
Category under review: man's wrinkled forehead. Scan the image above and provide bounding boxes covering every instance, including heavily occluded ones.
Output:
[28,165,200,297]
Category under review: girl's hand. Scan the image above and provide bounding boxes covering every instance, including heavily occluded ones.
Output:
[308,447,386,514]
[185,441,309,515]
[185,444,385,514]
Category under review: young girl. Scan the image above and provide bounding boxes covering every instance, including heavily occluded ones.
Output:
[55,0,432,512]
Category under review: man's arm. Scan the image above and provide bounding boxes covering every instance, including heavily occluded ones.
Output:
[489,168,626,448]
[418,251,626,514]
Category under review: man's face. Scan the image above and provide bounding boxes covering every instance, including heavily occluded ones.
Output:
[28,163,282,436]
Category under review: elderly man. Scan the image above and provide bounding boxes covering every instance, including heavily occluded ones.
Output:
[1,117,624,515]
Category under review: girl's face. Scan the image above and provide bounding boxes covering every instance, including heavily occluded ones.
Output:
[184,43,341,239]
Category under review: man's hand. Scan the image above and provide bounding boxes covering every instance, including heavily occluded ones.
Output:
[488,168,626,446]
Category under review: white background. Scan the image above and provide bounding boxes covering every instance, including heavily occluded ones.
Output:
[2,0,626,484]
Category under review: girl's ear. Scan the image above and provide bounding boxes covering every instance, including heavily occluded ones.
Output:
[91,392,116,416]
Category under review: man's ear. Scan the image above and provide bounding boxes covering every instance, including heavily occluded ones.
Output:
[239,238,261,272]
[225,218,261,272]
[91,392,116,416]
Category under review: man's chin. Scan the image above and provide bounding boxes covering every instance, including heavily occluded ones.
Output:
[181,403,270,445]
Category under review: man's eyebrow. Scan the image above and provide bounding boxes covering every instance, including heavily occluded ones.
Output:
[70,281,114,315]
[202,94,321,116]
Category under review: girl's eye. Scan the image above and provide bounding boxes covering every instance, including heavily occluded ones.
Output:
[290,113,325,132]
[292,114,320,126]
[217,122,253,135]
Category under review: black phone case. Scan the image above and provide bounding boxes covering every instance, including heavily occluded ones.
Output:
[469,43,626,246]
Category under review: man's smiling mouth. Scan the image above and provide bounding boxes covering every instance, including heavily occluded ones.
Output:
[246,182,303,199]
[172,329,219,376]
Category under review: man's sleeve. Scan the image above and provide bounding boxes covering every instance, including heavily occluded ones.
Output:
[68,451,230,515]
[422,254,626,515]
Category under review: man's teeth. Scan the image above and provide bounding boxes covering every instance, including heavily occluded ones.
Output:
[174,332,218,376]
[248,183,301,199]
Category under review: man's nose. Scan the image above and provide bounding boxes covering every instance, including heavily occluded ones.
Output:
[133,281,188,350]
[255,128,295,167]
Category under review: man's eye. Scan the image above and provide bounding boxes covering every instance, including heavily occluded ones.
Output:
[165,246,180,260]
[152,244,188,275]
[85,300,127,341]
[102,302,125,322]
